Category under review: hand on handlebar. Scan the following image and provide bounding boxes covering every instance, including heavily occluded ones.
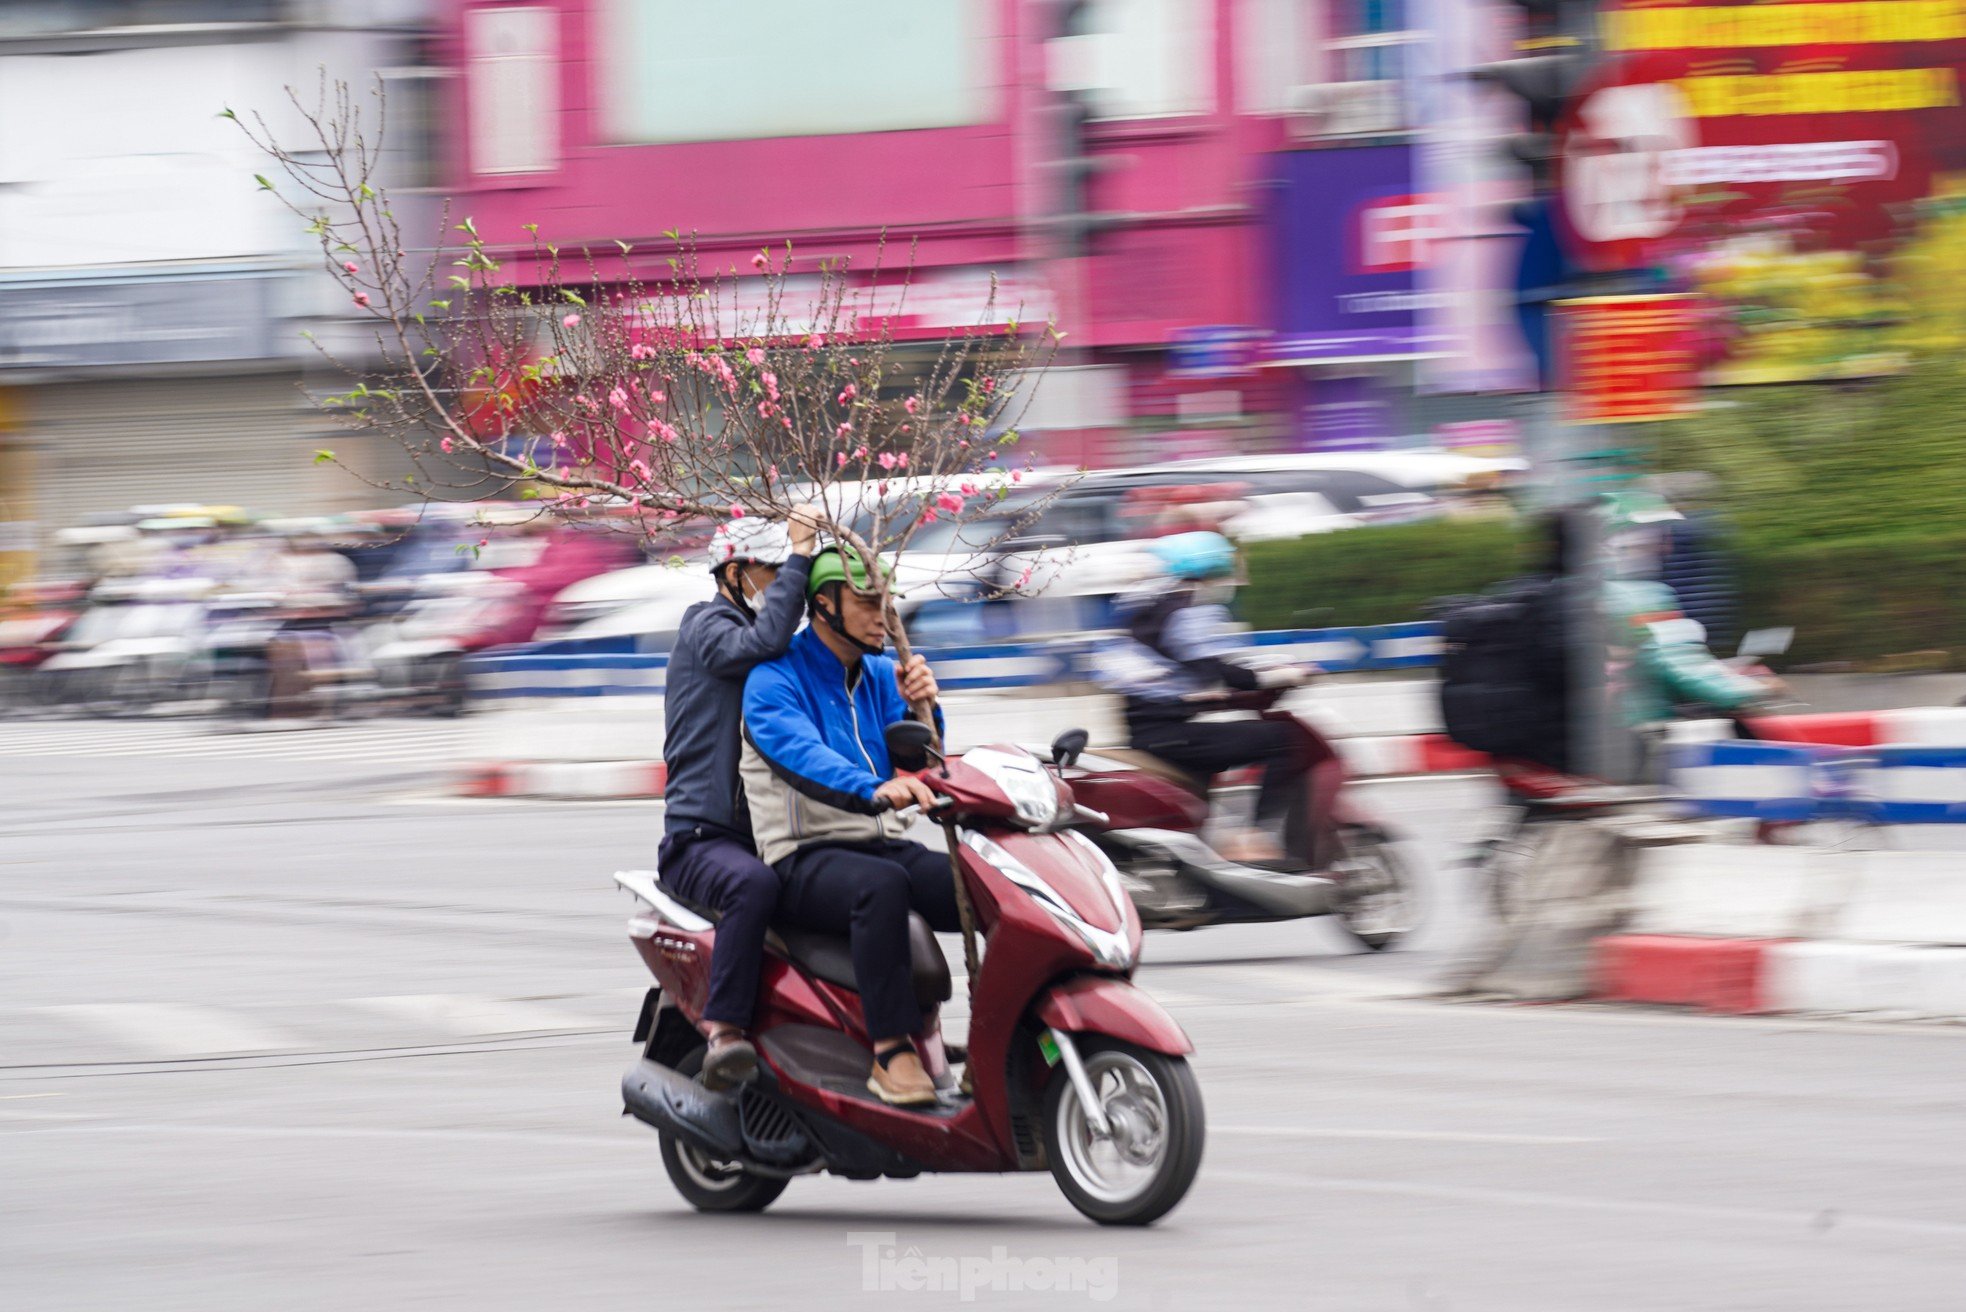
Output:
[874,774,943,814]
[1256,663,1319,690]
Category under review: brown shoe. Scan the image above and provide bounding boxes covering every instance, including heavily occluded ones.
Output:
[867,1046,938,1107]
[701,1032,759,1092]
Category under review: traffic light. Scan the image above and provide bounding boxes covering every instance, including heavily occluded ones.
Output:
[1471,0,1598,192]
[1049,0,1109,257]
[1473,46,1592,190]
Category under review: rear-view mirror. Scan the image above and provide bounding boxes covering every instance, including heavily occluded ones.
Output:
[1050,728,1089,769]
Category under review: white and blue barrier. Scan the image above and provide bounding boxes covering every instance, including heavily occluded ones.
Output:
[468,622,1448,700]
[1673,741,1966,825]
[1671,741,1827,823]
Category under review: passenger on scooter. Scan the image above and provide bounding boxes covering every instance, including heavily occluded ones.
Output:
[739,545,961,1108]
[1103,531,1317,866]
[657,507,820,1090]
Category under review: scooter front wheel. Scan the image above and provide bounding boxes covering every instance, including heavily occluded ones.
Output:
[656,1046,789,1214]
[1043,1037,1204,1227]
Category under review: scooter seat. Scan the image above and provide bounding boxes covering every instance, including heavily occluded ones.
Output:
[770,913,953,1009]
[1087,746,1212,797]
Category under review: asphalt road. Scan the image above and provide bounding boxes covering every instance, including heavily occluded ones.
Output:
[5,720,1966,1310]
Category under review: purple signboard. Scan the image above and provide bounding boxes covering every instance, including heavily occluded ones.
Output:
[1266,145,1459,368]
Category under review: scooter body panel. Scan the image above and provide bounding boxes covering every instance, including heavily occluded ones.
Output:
[1034,974,1193,1056]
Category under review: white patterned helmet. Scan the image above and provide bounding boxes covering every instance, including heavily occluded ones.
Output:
[707,517,793,570]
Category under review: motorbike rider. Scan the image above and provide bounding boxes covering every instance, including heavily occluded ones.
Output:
[738,544,960,1108]
[1594,490,1781,776]
[657,506,820,1089]
[1099,531,1319,866]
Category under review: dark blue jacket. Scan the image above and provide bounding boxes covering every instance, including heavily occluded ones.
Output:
[660,554,810,839]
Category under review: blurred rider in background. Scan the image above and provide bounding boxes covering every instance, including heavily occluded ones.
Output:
[656,505,819,1089]
[1099,531,1317,865]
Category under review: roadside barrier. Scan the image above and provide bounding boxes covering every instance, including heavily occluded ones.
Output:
[465,623,1448,699]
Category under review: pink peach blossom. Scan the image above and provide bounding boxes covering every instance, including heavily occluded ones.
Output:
[837,385,856,404]
[440,436,453,453]
[746,348,766,365]
[352,291,370,307]
[920,508,940,524]
[877,451,898,471]
[934,492,964,514]
[562,313,581,328]
[837,421,854,437]
[897,453,909,469]
[343,261,360,275]
[608,387,629,409]
[751,251,768,270]
[876,481,889,496]
[982,377,996,394]
[903,396,919,415]
[729,504,746,519]
[1010,470,1024,483]
[837,452,850,467]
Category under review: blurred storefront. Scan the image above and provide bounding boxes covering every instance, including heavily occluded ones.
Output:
[0,272,327,533]
[1263,143,1459,450]
[442,0,1319,468]
[0,2,434,571]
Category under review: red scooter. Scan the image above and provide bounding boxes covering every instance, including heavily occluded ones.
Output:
[615,723,1205,1226]
[1060,687,1417,949]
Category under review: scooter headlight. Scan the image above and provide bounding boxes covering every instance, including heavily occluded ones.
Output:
[962,747,1062,830]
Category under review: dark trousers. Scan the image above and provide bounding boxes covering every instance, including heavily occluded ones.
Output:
[1129,713,1303,824]
[774,839,961,1043]
[657,830,782,1029]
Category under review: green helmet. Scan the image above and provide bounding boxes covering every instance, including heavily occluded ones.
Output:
[806,544,893,597]
[1600,488,1683,536]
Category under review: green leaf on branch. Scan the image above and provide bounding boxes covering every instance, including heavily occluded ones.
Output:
[357,184,375,200]
[456,217,478,238]
[523,223,539,235]
[663,228,680,241]
[449,276,471,290]
[313,450,336,465]
[615,240,633,255]
[254,174,274,191]
[561,290,586,306]
[218,107,237,120]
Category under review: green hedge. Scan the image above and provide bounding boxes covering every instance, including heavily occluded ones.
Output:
[1242,517,1966,669]
[1239,518,1529,633]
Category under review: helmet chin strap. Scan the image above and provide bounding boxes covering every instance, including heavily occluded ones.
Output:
[719,563,758,621]
[814,592,885,657]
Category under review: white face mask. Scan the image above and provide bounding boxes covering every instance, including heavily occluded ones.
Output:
[1190,579,1238,608]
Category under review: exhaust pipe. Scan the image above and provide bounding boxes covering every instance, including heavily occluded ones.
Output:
[1111,828,1339,918]
[621,1059,745,1159]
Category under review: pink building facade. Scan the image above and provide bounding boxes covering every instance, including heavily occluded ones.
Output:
[440,1,1419,464]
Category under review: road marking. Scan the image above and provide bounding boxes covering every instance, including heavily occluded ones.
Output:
[1208,1171,1966,1239]
[1213,1125,1601,1145]
[0,1092,65,1100]
[49,1003,301,1058]
[348,994,605,1038]
[6,1122,642,1148]
[0,720,473,764]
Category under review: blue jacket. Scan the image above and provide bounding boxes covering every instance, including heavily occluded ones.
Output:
[739,627,943,866]
[660,554,810,839]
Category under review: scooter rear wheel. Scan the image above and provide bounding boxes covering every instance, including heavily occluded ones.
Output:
[656,1046,789,1214]
[1329,825,1418,952]
[1043,1037,1204,1227]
